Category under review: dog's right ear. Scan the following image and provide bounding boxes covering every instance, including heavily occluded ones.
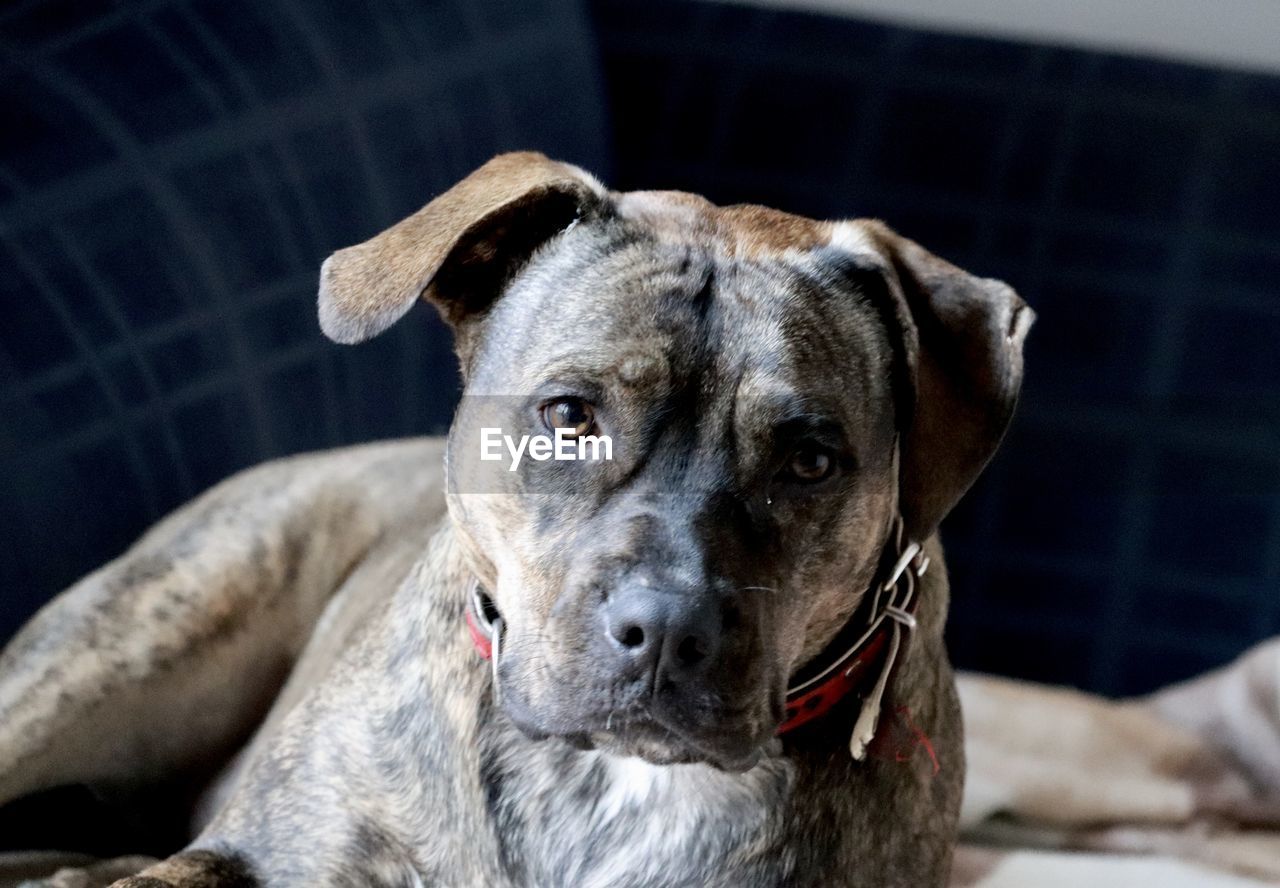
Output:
[318,151,606,346]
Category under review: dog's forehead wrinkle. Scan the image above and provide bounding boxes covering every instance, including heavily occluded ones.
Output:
[474,228,735,397]
[733,375,814,425]
[495,230,839,405]
[722,316,879,447]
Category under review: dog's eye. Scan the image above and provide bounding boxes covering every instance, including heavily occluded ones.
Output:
[542,398,595,438]
[781,443,836,483]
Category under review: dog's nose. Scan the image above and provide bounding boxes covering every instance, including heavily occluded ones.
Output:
[603,584,721,681]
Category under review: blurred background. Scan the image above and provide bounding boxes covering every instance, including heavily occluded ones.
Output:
[3,0,1279,705]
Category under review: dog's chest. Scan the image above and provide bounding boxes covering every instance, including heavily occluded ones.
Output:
[494,748,797,888]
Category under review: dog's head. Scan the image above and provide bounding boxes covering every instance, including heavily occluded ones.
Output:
[319,153,1032,770]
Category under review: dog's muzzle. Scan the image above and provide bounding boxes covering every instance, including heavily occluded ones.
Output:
[464,516,928,761]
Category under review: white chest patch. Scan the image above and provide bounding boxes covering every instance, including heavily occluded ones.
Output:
[564,752,794,888]
[595,754,682,822]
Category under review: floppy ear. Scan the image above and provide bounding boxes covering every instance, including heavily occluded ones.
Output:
[837,221,1034,540]
[318,151,607,346]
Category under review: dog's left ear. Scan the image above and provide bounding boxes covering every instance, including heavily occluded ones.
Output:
[834,221,1034,540]
[318,151,607,346]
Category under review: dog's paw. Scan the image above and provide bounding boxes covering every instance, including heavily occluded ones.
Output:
[16,855,156,888]
[98,851,256,888]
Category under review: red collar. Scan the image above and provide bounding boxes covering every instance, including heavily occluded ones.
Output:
[465,518,928,760]
[776,527,928,759]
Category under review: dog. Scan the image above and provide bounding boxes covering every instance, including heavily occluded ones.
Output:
[0,152,1031,887]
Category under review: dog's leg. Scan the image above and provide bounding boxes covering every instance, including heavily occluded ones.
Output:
[15,854,158,887]
[0,439,445,812]
[105,849,255,887]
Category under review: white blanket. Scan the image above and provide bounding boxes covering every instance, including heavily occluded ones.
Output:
[955,638,1280,886]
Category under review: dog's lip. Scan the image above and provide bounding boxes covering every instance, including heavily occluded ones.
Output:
[577,697,761,738]
[583,703,770,768]
[501,688,770,769]
[587,718,768,771]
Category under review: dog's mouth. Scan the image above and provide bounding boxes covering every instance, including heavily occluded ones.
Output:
[590,715,770,771]
[525,710,770,772]
[509,681,776,771]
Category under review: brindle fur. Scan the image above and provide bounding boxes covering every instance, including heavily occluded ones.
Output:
[0,153,1031,887]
